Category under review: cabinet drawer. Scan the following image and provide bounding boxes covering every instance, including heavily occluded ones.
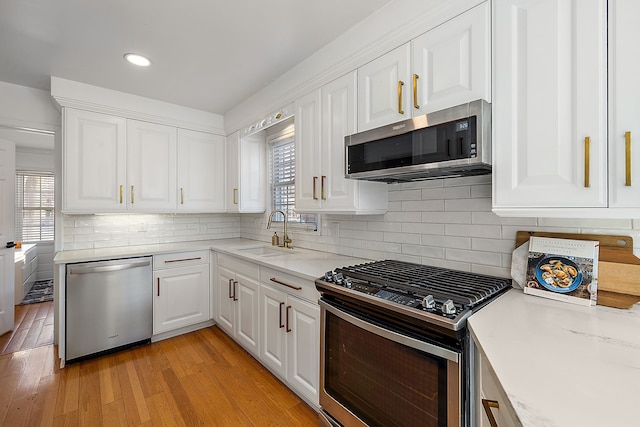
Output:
[153,250,209,270]
[260,267,319,303]
[217,253,260,280]
[24,247,37,264]
[478,348,521,426]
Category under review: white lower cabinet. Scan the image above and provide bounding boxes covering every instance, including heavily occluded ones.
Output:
[214,253,320,407]
[475,343,522,427]
[260,278,320,406]
[215,254,260,356]
[153,251,210,335]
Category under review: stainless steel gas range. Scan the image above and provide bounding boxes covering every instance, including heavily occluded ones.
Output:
[315,259,511,427]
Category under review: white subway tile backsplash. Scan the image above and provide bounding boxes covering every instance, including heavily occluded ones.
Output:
[538,217,633,229]
[60,176,640,280]
[421,186,470,200]
[445,224,501,239]
[401,222,444,235]
[384,232,421,245]
[402,200,445,212]
[422,211,471,224]
[445,197,492,212]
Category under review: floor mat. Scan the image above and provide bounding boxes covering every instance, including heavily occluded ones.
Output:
[21,279,53,305]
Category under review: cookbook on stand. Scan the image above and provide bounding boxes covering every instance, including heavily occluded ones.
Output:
[524,237,599,306]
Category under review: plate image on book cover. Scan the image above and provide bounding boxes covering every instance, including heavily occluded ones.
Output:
[534,256,583,293]
[524,237,599,306]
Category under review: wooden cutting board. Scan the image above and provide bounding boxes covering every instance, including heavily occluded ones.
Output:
[515,231,640,309]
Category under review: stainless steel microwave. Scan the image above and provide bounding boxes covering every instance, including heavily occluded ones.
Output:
[345,99,491,183]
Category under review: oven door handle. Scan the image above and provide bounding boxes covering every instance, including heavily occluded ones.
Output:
[320,300,459,363]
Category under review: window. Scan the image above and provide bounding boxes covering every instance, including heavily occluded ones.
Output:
[269,128,317,230]
[15,172,54,242]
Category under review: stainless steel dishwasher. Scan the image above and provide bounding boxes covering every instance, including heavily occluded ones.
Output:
[66,256,152,362]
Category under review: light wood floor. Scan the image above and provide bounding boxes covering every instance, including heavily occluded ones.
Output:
[0,301,55,354]
[0,324,318,426]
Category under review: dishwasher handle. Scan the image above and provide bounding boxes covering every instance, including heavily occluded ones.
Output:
[68,259,152,275]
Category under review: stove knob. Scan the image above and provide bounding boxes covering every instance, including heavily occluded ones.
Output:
[334,273,344,285]
[324,271,334,282]
[344,278,353,289]
[441,299,456,315]
[422,295,435,309]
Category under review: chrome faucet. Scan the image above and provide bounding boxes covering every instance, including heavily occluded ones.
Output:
[266,210,293,248]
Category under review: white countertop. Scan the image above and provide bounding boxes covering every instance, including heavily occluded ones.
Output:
[469,288,640,427]
[54,238,372,282]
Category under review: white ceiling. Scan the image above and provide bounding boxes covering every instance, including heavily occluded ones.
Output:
[0,0,391,116]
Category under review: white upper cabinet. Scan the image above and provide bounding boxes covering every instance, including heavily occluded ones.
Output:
[295,89,323,211]
[63,109,127,212]
[411,1,490,116]
[127,120,177,211]
[358,44,412,132]
[226,131,266,213]
[493,0,640,217]
[357,2,491,132]
[177,129,226,212]
[64,108,225,213]
[608,0,640,209]
[296,72,388,214]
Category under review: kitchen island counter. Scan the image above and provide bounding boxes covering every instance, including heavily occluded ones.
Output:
[469,288,640,427]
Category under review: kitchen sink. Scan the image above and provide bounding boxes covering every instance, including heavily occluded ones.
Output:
[235,245,293,257]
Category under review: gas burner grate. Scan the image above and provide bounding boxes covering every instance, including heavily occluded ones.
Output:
[335,259,511,308]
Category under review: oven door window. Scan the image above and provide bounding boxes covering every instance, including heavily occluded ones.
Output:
[324,311,450,427]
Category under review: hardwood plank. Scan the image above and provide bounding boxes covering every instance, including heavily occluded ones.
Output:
[101,399,128,427]
[3,328,29,354]
[78,358,103,426]
[98,353,122,405]
[115,351,151,425]
[20,317,45,351]
[27,372,60,427]
[160,366,202,426]
[54,363,79,416]
[52,409,78,427]
[145,392,182,427]
[36,322,54,347]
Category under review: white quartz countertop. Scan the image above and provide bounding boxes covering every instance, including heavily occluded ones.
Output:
[469,288,640,427]
[54,238,372,281]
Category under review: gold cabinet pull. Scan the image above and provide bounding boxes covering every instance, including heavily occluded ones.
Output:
[131,185,135,204]
[321,175,326,200]
[481,399,500,427]
[584,137,591,188]
[119,185,123,204]
[398,81,405,115]
[180,188,184,204]
[233,188,238,205]
[313,176,318,200]
[413,74,420,109]
[625,131,632,186]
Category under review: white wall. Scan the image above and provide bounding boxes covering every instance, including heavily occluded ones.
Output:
[239,175,640,278]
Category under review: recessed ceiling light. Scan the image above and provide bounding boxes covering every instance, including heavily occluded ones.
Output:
[124,53,152,67]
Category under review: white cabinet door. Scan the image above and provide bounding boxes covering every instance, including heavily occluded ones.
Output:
[260,284,287,378]
[216,265,236,336]
[608,0,640,208]
[226,131,240,212]
[153,263,210,334]
[177,129,225,212]
[63,108,127,212]
[226,131,266,213]
[492,0,607,209]
[411,2,490,116]
[321,72,357,211]
[358,43,411,131]
[287,296,320,405]
[127,120,177,211]
[235,272,260,356]
[320,72,388,214]
[295,89,322,211]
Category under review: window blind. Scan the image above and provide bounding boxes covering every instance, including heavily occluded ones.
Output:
[15,172,54,242]
[269,135,317,229]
